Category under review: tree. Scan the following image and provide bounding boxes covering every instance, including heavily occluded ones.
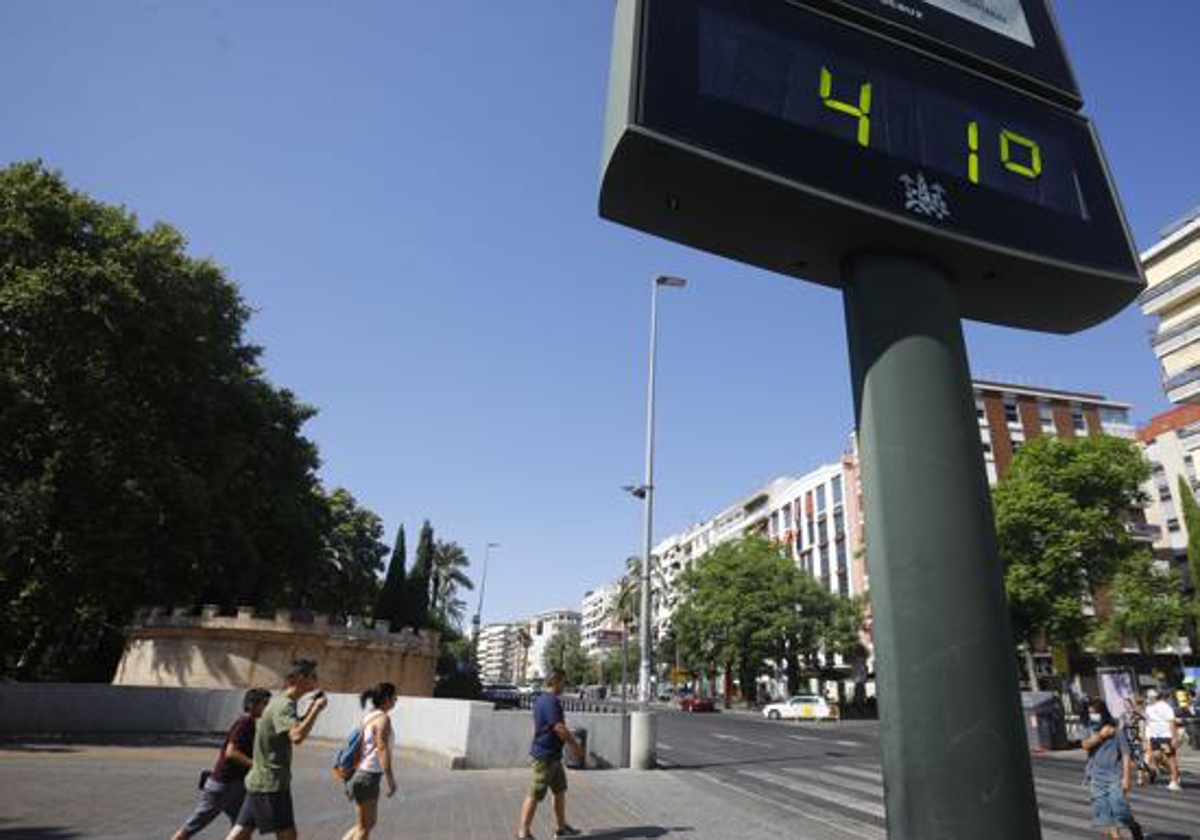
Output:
[431,540,473,629]
[1093,553,1190,655]
[994,434,1151,688]
[307,488,389,620]
[671,535,808,706]
[407,520,435,630]
[542,626,590,688]
[0,162,338,680]
[376,525,408,629]
[606,559,641,703]
[1178,475,1200,635]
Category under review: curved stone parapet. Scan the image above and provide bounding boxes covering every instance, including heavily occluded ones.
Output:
[113,606,439,695]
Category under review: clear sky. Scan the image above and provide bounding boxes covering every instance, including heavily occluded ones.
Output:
[3,2,1199,626]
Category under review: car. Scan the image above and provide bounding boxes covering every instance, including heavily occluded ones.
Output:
[762,695,839,721]
[677,695,716,713]
[482,683,521,709]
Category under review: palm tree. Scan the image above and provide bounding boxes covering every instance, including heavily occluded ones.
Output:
[515,625,533,685]
[431,540,473,628]
[608,558,642,710]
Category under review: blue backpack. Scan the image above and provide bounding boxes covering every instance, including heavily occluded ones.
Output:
[331,727,363,782]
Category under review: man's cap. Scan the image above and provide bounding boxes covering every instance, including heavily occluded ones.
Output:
[1147,689,1159,700]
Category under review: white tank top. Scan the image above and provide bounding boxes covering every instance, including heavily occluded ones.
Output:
[356,710,389,773]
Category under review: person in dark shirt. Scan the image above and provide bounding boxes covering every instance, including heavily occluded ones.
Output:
[515,669,583,840]
[1082,697,1144,840]
[170,688,271,840]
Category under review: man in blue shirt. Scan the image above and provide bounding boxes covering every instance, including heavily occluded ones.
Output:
[515,669,583,839]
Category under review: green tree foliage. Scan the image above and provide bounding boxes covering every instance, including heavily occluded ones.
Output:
[671,535,862,704]
[0,162,358,679]
[542,625,591,688]
[431,540,473,628]
[1093,552,1190,654]
[408,520,435,630]
[375,525,407,629]
[1178,475,1200,626]
[307,488,389,620]
[995,434,1152,672]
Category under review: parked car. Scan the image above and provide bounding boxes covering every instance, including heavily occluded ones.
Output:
[761,695,839,721]
[678,694,716,713]
[482,683,521,709]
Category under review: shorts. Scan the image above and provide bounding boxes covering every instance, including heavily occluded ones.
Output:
[235,789,296,835]
[1149,737,1175,755]
[345,770,383,803]
[529,758,567,802]
[180,778,245,837]
[1090,777,1137,829]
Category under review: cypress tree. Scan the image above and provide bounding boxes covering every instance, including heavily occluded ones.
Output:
[409,520,435,630]
[1176,475,1200,635]
[376,524,407,629]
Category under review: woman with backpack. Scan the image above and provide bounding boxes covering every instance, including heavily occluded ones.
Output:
[341,682,397,840]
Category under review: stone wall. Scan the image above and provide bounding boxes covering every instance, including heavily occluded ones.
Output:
[112,606,438,696]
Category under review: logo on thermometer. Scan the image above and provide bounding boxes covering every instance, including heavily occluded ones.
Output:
[900,172,951,221]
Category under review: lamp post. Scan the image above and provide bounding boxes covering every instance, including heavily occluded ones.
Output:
[630,274,686,770]
[471,541,499,670]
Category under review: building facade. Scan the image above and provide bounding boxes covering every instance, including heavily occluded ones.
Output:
[523,608,582,683]
[477,622,519,685]
[1138,406,1199,601]
[1139,206,1200,404]
[581,582,623,660]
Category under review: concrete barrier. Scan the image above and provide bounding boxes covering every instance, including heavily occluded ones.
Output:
[0,684,629,769]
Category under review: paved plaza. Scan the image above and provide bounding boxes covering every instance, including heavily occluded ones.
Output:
[0,734,780,840]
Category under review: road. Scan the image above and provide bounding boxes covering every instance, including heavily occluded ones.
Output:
[656,708,1199,839]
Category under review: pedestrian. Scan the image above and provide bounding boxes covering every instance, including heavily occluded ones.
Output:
[340,682,398,840]
[1082,697,1144,840]
[1143,689,1183,791]
[515,668,584,840]
[169,688,271,840]
[223,659,328,840]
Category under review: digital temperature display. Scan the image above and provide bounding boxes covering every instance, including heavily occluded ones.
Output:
[599,0,1142,333]
[698,7,1085,218]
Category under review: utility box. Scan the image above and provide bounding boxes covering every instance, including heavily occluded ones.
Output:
[566,727,588,770]
[1022,691,1068,752]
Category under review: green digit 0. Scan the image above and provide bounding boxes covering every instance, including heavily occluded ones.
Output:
[1000,129,1042,179]
[967,121,980,184]
[820,67,871,147]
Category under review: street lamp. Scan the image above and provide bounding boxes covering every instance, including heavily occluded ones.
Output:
[471,541,500,669]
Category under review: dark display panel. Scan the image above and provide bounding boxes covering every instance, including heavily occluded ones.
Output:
[699,7,1085,218]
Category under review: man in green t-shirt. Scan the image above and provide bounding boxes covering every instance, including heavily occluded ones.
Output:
[224,660,327,840]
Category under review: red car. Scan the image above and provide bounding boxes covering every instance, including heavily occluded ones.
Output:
[677,695,715,713]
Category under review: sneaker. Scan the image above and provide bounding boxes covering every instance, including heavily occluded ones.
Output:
[1168,780,1182,791]
[555,827,582,838]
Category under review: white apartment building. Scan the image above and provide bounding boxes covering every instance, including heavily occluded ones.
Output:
[523,608,582,682]
[477,623,519,685]
[1139,205,1200,404]
[581,582,623,660]
[1138,406,1199,574]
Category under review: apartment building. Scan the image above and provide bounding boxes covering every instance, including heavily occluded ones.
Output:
[477,623,519,685]
[1138,406,1199,589]
[1139,205,1200,404]
[973,380,1136,484]
[523,608,582,682]
[581,582,624,660]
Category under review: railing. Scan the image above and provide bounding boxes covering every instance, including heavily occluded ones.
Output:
[510,693,625,714]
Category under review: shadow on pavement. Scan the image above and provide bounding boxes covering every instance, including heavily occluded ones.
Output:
[0,827,83,839]
[1146,834,1191,840]
[585,828,692,839]
[0,732,221,750]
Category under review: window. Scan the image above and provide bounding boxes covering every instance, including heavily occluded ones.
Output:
[1072,405,1086,432]
[819,544,830,590]
[832,475,843,506]
[769,512,779,536]
[1038,401,1053,424]
[816,485,827,514]
[1159,485,1173,502]
[1011,441,1022,455]
[834,509,845,538]
[782,505,793,530]
[836,539,849,596]
[1168,517,1181,533]
[818,517,828,545]
[1004,397,1018,424]
[807,518,815,546]
[982,441,993,454]
[975,399,985,420]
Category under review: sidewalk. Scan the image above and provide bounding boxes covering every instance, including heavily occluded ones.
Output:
[0,735,792,840]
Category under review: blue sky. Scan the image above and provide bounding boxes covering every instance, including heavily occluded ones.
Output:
[3,2,1199,625]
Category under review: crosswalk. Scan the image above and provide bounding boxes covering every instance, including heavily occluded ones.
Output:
[693,759,1200,839]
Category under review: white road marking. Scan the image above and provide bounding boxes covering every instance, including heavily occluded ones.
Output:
[656,742,673,750]
[711,732,773,748]
[694,771,884,839]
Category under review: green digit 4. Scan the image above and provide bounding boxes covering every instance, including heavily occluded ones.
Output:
[820,67,871,147]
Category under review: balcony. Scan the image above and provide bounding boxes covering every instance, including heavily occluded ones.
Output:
[1167,366,1200,404]
[1126,522,1163,542]
[1140,265,1200,317]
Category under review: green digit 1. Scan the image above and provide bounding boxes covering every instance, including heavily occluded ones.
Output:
[967,121,980,184]
[820,67,871,147]
[1000,129,1042,179]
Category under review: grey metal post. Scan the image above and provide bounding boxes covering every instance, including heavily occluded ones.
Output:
[842,253,1041,840]
[638,277,659,709]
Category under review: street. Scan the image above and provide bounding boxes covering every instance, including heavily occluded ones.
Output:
[656,709,1199,839]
